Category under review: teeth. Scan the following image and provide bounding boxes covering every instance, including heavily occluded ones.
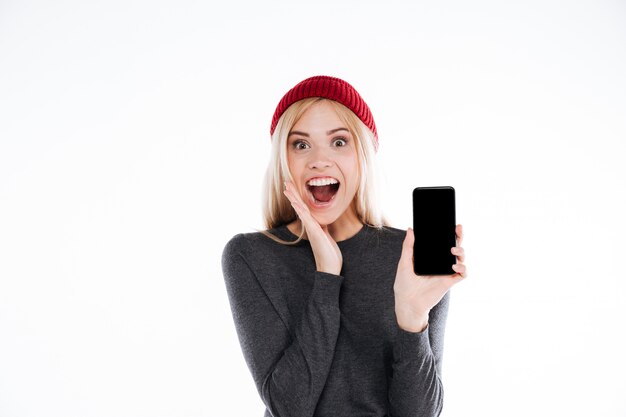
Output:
[306,177,339,187]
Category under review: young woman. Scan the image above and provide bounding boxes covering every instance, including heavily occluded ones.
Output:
[222,75,467,417]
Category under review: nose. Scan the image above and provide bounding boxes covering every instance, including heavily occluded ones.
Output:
[307,146,333,170]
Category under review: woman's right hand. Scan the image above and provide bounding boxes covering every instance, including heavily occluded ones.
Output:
[283,180,343,276]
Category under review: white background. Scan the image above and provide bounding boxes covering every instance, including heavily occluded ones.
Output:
[1,0,625,416]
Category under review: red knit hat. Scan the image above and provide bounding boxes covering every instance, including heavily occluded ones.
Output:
[270,75,379,151]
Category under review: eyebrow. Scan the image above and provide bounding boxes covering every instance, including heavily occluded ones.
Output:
[288,127,349,138]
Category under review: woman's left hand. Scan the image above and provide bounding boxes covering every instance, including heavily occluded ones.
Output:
[393,224,467,332]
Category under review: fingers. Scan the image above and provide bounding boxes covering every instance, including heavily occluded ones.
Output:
[451,262,467,279]
[452,224,466,279]
[451,246,465,262]
[283,181,309,218]
[283,180,319,236]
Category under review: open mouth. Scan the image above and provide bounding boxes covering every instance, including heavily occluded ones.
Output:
[306,177,340,205]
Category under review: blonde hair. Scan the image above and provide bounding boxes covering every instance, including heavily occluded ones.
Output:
[257,97,391,244]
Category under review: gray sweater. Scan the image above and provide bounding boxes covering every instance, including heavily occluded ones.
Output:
[221,223,450,417]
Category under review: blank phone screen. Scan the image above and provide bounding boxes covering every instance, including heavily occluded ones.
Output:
[412,186,456,275]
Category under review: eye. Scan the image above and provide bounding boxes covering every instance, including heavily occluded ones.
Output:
[293,140,310,150]
[333,137,348,147]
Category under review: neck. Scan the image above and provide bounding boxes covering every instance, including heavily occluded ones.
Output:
[326,209,364,242]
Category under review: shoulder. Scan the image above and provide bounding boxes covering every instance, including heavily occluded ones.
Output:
[368,224,407,244]
[377,224,406,238]
[221,228,298,288]
[221,231,268,280]
[353,224,407,259]
[222,228,286,263]
[222,233,246,261]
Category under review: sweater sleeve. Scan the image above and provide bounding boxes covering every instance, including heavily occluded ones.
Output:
[221,234,343,417]
[388,291,450,417]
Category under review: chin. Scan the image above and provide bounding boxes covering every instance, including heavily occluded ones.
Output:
[311,212,339,227]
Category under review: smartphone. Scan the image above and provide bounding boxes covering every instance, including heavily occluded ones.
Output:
[412,186,457,275]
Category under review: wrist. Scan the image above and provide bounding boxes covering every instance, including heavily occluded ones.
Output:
[317,264,341,276]
[400,319,428,333]
[395,306,429,333]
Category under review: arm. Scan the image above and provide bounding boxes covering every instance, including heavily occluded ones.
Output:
[222,235,343,417]
[388,291,450,417]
